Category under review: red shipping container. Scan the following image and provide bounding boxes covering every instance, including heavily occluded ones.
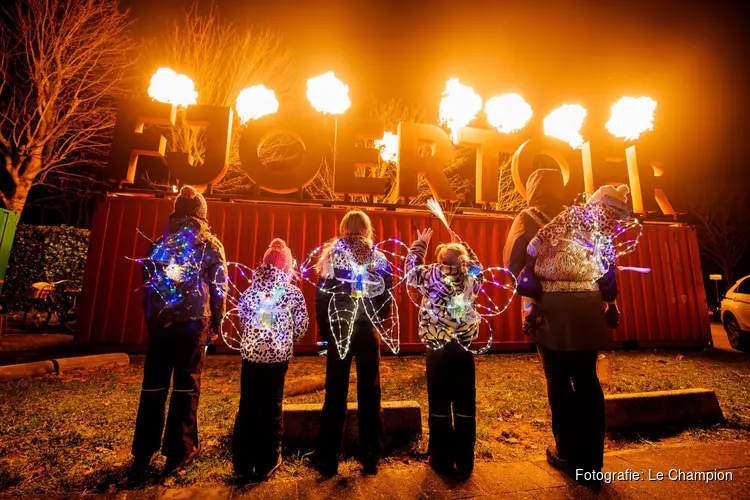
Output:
[75,196,712,352]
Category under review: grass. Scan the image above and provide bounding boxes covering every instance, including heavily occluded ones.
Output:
[1,347,749,494]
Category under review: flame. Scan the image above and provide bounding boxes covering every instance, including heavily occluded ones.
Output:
[606,96,657,141]
[147,67,198,107]
[374,131,398,163]
[484,93,533,134]
[438,78,483,144]
[235,85,279,123]
[306,72,351,115]
[543,104,587,149]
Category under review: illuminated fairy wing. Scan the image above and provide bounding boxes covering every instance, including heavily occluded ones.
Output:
[220,307,243,351]
[221,262,254,310]
[364,289,401,355]
[473,266,518,318]
[327,291,358,360]
[373,238,412,290]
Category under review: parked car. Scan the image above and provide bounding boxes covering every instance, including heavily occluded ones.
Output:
[721,275,750,351]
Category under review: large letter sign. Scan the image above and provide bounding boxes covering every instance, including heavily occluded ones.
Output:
[105,100,676,216]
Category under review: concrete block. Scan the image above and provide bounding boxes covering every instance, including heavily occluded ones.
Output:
[605,388,724,429]
[53,353,130,373]
[0,360,55,381]
[282,400,422,453]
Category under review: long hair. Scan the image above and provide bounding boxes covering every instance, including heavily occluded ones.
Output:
[339,210,374,244]
[315,210,375,277]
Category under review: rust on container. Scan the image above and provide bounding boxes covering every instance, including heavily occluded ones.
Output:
[76,196,711,353]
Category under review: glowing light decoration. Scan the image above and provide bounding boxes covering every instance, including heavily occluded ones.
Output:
[543,104,587,149]
[484,93,533,133]
[306,72,351,115]
[438,78,483,144]
[147,67,198,107]
[235,84,279,123]
[299,238,402,359]
[374,131,399,163]
[606,96,657,141]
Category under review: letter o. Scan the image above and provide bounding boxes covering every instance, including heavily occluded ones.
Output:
[511,137,572,199]
[238,116,325,194]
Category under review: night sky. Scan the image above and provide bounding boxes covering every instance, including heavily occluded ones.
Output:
[124,0,750,194]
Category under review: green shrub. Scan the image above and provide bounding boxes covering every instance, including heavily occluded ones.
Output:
[2,224,90,311]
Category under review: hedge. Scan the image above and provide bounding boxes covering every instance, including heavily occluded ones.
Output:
[2,224,90,311]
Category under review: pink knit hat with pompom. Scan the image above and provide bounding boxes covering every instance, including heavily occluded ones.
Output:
[263,238,294,273]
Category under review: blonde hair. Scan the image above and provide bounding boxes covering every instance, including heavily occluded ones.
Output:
[435,243,468,265]
[339,210,373,243]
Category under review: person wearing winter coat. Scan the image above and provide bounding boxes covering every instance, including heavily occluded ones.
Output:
[232,238,309,481]
[130,186,227,483]
[312,210,393,476]
[526,184,632,328]
[503,169,611,481]
[406,228,483,480]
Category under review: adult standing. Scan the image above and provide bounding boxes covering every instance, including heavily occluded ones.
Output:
[503,169,611,479]
[129,186,227,483]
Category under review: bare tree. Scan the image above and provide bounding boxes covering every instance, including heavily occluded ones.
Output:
[143,3,295,193]
[305,98,471,204]
[495,152,526,212]
[691,189,750,285]
[0,0,134,212]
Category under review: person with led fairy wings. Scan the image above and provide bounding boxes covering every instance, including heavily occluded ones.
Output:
[503,170,618,484]
[231,238,308,482]
[312,210,393,476]
[405,227,484,481]
[129,186,227,484]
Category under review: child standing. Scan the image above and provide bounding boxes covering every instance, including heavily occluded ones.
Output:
[232,239,309,481]
[406,228,483,480]
[313,210,392,476]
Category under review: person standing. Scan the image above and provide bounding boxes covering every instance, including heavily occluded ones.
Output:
[503,169,611,481]
[312,210,392,476]
[232,239,309,481]
[406,228,483,480]
[129,186,227,483]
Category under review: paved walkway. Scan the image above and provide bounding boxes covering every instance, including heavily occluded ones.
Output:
[13,440,747,499]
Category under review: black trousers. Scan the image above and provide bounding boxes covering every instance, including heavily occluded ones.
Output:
[232,360,289,475]
[537,345,606,469]
[426,341,476,474]
[316,321,384,465]
[132,320,207,461]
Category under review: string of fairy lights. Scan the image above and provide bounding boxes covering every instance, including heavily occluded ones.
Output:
[131,193,646,358]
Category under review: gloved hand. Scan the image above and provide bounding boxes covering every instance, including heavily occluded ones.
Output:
[527,237,541,257]
[605,302,619,329]
[523,302,542,335]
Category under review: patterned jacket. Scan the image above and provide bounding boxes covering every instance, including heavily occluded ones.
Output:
[142,215,227,331]
[315,236,393,341]
[532,200,628,293]
[406,240,483,348]
[238,264,309,363]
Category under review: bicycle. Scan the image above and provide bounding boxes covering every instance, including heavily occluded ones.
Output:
[23,280,81,332]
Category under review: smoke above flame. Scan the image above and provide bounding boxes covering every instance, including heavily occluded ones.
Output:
[606,96,657,141]
[543,104,587,149]
[235,85,279,124]
[438,78,483,144]
[306,72,351,115]
[484,93,533,134]
[147,68,198,107]
[374,131,398,164]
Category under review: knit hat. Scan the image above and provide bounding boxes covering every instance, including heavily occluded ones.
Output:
[174,185,208,220]
[263,238,294,273]
[589,184,629,205]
